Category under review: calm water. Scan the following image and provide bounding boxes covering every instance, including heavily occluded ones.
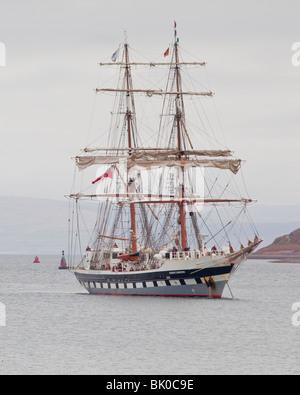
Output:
[0,255,299,375]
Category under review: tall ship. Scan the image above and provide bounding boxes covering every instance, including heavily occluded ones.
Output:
[67,25,261,297]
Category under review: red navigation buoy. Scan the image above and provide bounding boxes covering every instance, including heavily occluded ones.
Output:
[58,251,68,270]
[33,256,40,263]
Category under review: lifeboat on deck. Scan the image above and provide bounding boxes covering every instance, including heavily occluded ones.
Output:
[117,252,139,262]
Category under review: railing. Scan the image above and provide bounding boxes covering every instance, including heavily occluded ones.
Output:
[165,250,225,260]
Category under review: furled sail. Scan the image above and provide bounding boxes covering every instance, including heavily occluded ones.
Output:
[76,153,241,174]
[83,148,233,156]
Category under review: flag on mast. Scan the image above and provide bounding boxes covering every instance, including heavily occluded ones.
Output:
[164,48,170,57]
[111,48,119,62]
[92,165,115,184]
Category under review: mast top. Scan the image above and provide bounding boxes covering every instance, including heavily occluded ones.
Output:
[174,21,178,42]
[124,29,128,44]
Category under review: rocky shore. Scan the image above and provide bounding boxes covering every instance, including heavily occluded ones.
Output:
[249,228,300,263]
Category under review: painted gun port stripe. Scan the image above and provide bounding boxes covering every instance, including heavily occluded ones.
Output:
[81,275,228,291]
[83,279,201,289]
[80,277,227,295]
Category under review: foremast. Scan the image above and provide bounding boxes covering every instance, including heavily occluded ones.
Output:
[124,40,138,254]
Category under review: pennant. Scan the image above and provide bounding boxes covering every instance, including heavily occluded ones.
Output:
[164,48,170,57]
[92,165,115,184]
[111,48,119,62]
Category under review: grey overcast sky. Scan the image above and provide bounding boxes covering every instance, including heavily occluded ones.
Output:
[0,0,299,207]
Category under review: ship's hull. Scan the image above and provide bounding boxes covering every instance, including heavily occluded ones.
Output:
[73,260,235,298]
[72,241,261,298]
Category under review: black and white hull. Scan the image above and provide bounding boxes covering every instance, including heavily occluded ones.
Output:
[73,243,259,298]
[74,265,231,298]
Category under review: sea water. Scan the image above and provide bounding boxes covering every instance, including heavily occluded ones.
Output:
[0,255,299,375]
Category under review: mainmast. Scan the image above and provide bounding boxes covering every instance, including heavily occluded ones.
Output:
[124,41,138,253]
[174,23,187,251]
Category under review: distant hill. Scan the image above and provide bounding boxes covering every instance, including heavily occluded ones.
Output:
[273,228,300,245]
[251,228,300,262]
[0,196,97,255]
